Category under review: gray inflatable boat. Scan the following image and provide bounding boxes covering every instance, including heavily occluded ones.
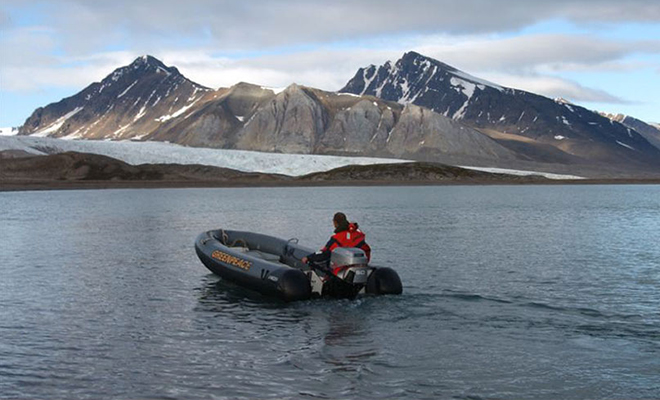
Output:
[195,229,403,302]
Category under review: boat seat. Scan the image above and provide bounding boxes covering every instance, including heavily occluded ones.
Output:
[246,250,283,263]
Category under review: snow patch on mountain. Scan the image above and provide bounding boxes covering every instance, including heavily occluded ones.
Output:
[117,80,138,98]
[616,141,635,151]
[449,77,483,119]
[155,98,200,122]
[337,92,361,98]
[450,77,481,98]
[32,107,84,137]
[452,70,503,92]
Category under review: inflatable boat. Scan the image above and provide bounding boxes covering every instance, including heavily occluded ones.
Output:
[195,229,402,302]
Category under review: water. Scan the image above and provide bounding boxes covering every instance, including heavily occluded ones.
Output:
[1,185,659,399]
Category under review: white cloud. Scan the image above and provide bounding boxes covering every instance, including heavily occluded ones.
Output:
[482,73,630,103]
[1,0,659,123]
[0,8,10,29]
[155,41,647,105]
[411,34,660,74]
[3,0,660,53]
[1,33,652,107]
[0,50,136,91]
[0,26,59,67]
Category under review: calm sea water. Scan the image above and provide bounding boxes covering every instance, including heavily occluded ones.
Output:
[1,185,659,400]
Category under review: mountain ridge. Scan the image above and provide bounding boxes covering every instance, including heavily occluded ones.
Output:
[599,112,660,151]
[19,55,214,140]
[16,53,660,177]
[341,51,660,169]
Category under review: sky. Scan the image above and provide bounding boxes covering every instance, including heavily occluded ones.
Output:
[1,0,659,128]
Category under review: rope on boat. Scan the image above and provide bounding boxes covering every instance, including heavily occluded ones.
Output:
[219,229,229,245]
[230,238,248,249]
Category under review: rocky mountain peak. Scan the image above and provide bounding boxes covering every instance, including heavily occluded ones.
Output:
[15,53,660,177]
[19,55,212,139]
[231,81,262,90]
[599,112,660,150]
[134,54,165,67]
[281,83,304,94]
[101,55,186,86]
[599,112,627,123]
[341,51,660,168]
[129,55,173,72]
[399,51,455,72]
[341,51,504,106]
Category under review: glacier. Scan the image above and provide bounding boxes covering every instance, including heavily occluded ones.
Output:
[0,136,409,176]
[0,136,583,179]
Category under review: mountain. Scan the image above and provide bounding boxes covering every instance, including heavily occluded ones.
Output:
[19,56,214,140]
[19,57,516,167]
[341,51,660,170]
[142,81,516,164]
[599,113,660,151]
[17,54,660,177]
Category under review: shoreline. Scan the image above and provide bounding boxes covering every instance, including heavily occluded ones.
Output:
[3,177,660,192]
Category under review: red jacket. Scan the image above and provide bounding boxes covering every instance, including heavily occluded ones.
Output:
[321,223,371,261]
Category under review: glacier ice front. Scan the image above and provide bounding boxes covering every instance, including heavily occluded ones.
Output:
[0,135,409,176]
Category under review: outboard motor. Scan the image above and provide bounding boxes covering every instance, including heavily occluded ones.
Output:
[330,247,371,284]
[308,247,374,298]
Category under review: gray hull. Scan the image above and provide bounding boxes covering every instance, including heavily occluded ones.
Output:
[194,229,402,301]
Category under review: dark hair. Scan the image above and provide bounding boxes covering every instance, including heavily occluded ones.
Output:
[333,212,349,233]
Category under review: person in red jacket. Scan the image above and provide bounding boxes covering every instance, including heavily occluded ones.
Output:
[302,212,371,266]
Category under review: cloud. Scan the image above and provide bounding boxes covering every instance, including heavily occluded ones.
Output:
[159,42,640,106]
[0,26,59,67]
[2,0,658,121]
[482,73,632,104]
[0,8,11,29]
[411,34,660,74]
[3,0,660,54]
[1,32,650,108]
[0,51,136,92]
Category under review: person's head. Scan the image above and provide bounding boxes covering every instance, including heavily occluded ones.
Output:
[333,212,348,231]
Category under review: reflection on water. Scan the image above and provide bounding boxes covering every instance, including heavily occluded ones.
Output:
[1,185,659,399]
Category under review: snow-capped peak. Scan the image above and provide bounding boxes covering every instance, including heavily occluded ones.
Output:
[132,55,167,68]
[101,55,184,84]
[341,50,509,106]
